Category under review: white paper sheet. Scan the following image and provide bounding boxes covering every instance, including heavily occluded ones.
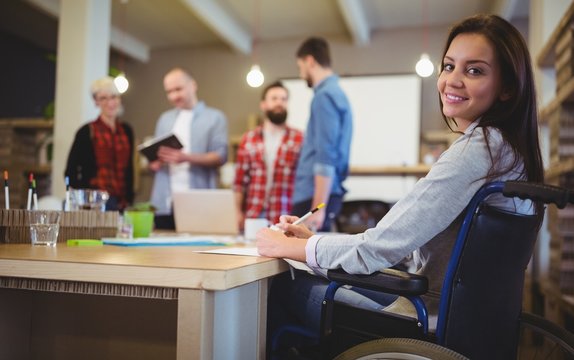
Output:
[195,247,260,256]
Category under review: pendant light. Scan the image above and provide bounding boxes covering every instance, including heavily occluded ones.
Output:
[415,0,434,78]
[114,0,129,93]
[246,0,264,88]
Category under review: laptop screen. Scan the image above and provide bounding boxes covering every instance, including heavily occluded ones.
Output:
[172,189,239,235]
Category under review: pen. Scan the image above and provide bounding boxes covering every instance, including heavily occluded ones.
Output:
[64,176,70,211]
[270,203,326,231]
[26,173,33,210]
[32,179,38,210]
[3,171,9,210]
[292,203,326,225]
[284,203,325,280]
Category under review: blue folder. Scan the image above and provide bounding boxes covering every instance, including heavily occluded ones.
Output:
[102,237,229,247]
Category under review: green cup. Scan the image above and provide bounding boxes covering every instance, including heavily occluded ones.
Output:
[124,211,154,238]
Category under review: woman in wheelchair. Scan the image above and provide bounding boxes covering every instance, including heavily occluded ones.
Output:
[256,14,545,357]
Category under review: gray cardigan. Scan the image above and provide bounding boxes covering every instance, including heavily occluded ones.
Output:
[307,121,533,317]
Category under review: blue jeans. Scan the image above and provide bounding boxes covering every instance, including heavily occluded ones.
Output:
[268,271,398,338]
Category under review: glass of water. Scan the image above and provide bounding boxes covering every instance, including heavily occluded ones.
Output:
[29,210,61,246]
[70,189,109,211]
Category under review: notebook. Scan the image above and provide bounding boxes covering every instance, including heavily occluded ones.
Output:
[172,189,239,235]
[137,133,183,162]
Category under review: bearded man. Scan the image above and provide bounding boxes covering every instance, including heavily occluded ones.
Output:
[233,81,304,229]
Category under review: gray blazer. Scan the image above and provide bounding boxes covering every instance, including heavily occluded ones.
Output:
[150,101,228,214]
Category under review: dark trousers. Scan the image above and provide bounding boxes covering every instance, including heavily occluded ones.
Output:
[291,194,343,232]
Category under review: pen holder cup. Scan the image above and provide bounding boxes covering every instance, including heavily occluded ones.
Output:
[0,209,118,244]
[123,210,154,238]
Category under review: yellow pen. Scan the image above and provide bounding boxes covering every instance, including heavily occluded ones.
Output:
[292,203,326,225]
[270,203,326,231]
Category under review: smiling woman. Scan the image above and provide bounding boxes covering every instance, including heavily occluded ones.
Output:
[257,15,544,357]
[438,33,505,130]
[64,76,135,211]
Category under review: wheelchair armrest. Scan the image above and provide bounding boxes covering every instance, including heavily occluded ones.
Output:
[326,268,429,296]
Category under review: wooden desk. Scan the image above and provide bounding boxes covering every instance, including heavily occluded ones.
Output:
[0,243,288,360]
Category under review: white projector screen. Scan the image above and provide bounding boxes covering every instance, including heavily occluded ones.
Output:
[283,74,421,202]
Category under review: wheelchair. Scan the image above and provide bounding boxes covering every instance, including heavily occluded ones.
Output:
[272,181,574,359]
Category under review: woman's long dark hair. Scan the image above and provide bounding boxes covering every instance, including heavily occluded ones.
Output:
[439,14,544,219]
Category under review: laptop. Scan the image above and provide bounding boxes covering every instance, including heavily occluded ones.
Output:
[172,189,239,235]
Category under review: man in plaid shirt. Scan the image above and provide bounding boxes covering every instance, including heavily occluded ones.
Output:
[233,81,304,229]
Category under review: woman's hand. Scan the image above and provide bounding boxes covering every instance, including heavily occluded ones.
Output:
[274,215,315,239]
[255,227,309,261]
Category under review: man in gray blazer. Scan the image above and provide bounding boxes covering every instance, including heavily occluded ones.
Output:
[149,67,228,229]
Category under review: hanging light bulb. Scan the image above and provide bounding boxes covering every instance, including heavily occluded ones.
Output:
[415,53,434,78]
[246,64,264,88]
[114,73,129,94]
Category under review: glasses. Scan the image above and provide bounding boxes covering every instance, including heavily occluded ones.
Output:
[95,94,119,102]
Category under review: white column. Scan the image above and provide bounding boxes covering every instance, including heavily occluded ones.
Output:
[51,0,111,198]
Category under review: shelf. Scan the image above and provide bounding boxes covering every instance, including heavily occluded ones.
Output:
[546,158,574,180]
[421,130,460,146]
[541,280,574,318]
[537,2,574,68]
[537,2,574,300]
[539,76,574,123]
[350,164,431,177]
[0,118,53,129]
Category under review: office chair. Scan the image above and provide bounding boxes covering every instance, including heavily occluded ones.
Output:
[334,200,391,234]
[272,181,574,359]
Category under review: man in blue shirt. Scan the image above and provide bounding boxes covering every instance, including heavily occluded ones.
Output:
[292,37,353,231]
[149,68,228,229]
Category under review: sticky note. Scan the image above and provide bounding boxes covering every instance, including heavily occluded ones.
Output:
[67,239,103,246]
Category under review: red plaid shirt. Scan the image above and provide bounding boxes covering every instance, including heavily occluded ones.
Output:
[90,117,131,207]
[233,126,304,224]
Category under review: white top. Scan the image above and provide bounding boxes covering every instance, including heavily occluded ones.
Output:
[170,109,193,195]
[263,127,286,203]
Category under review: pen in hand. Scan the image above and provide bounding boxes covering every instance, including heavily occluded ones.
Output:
[270,203,326,232]
[292,203,326,225]
[274,203,325,280]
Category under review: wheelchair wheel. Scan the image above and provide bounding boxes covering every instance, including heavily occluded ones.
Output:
[518,312,574,359]
[333,338,468,360]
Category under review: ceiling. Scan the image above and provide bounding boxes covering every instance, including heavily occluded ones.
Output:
[2,0,529,62]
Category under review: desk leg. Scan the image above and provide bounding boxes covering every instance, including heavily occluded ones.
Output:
[213,280,269,359]
[257,279,269,359]
[177,288,214,360]
[177,280,270,360]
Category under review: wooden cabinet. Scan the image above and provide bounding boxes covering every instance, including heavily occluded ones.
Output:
[537,1,574,328]
[0,118,53,209]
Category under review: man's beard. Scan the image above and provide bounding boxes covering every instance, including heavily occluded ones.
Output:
[266,109,288,125]
[305,76,313,88]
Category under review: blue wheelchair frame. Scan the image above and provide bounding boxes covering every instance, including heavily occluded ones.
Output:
[272,181,574,359]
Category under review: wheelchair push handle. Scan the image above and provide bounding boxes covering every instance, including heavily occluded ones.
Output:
[503,181,573,209]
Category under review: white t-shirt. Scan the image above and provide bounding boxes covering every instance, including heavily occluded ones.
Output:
[169,109,193,195]
[263,127,285,202]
